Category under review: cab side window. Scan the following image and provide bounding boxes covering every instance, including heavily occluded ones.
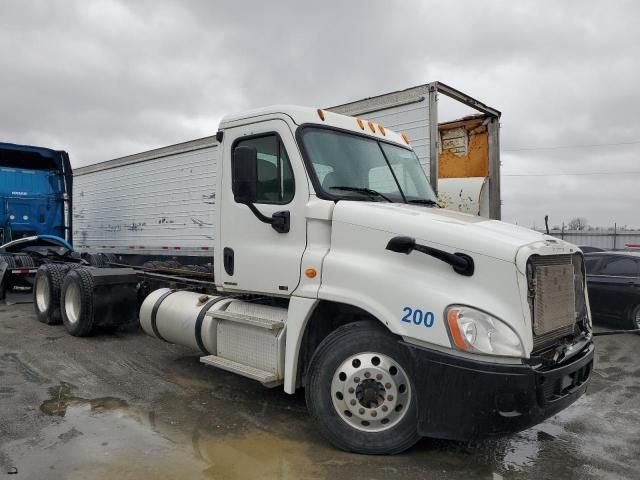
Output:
[233,135,294,204]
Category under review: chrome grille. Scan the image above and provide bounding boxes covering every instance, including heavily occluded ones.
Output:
[528,254,577,350]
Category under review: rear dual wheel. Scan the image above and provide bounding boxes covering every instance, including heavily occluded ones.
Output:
[34,264,75,325]
[61,268,96,337]
[305,321,420,455]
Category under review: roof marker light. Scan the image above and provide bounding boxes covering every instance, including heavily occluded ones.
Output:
[368,121,376,133]
[356,117,365,130]
[317,109,325,121]
[378,124,386,136]
[401,133,410,144]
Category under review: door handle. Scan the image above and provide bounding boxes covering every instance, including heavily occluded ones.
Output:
[223,247,234,276]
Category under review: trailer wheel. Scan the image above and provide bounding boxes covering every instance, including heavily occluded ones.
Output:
[83,253,106,267]
[60,268,96,336]
[34,264,70,325]
[305,321,420,454]
[99,253,118,265]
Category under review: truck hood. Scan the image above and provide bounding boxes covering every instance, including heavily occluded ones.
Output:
[331,202,567,263]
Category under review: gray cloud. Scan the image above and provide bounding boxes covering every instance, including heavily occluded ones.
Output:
[1,0,639,228]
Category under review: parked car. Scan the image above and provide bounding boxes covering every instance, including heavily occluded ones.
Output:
[584,252,640,329]
[579,246,605,253]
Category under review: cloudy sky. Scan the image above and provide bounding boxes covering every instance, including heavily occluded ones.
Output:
[1,1,639,228]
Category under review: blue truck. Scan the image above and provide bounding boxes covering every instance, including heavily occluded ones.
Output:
[1,142,72,243]
[1,142,74,300]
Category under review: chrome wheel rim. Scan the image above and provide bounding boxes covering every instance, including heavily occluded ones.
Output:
[35,276,50,312]
[331,352,411,432]
[64,282,82,324]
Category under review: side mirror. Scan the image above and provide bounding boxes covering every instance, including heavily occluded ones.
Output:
[232,146,258,204]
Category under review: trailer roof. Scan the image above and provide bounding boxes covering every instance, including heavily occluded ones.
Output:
[328,81,501,119]
[74,135,218,176]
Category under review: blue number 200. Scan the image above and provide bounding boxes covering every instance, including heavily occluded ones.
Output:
[401,307,435,327]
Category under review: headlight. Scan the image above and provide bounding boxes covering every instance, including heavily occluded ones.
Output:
[445,306,524,357]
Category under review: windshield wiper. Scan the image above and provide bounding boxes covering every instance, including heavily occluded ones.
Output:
[329,186,393,202]
[407,198,439,207]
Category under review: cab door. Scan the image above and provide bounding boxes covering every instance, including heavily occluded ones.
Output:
[218,119,309,295]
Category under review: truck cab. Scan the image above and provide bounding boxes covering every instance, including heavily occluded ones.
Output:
[199,106,594,452]
[0,142,72,244]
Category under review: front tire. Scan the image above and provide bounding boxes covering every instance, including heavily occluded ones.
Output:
[305,321,420,454]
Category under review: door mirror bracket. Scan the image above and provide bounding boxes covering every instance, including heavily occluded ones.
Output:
[245,203,290,233]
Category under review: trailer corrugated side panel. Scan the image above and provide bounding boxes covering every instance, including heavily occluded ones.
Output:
[73,137,218,257]
[328,89,431,180]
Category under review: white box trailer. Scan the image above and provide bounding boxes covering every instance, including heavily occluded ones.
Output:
[73,82,501,260]
[73,136,219,260]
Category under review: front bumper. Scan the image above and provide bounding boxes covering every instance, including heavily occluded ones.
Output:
[405,340,594,441]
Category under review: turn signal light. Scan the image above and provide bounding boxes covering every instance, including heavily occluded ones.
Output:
[447,308,469,351]
[305,268,317,279]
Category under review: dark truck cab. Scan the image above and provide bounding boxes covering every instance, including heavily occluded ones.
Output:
[0,142,72,244]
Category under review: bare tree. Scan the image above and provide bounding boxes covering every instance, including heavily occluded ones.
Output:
[568,217,588,231]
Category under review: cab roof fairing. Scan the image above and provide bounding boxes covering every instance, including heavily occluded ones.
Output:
[219,105,410,148]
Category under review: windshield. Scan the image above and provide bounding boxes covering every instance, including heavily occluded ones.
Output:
[299,127,438,204]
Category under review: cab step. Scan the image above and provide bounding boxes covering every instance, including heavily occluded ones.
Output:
[200,354,280,385]
[208,310,285,331]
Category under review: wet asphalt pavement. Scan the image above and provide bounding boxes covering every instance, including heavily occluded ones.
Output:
[0,303,639,480]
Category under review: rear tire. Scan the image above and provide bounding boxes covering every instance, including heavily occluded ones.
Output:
[83,253,106,267]
[305,321,420,455]
[33,264,70,325]
[99,253,118,265]
[60,268,96,336]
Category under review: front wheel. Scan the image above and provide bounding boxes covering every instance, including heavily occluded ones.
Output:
[305,321,420,454]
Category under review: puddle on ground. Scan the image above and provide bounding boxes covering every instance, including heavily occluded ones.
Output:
[193,431,322,480]
[40,382,128,417]
[1,382,323,480]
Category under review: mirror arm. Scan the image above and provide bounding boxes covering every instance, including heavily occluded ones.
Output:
[243,203,290,234]
[245,202,274,224]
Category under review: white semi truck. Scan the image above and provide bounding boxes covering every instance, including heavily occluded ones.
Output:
[33,103,593,455]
